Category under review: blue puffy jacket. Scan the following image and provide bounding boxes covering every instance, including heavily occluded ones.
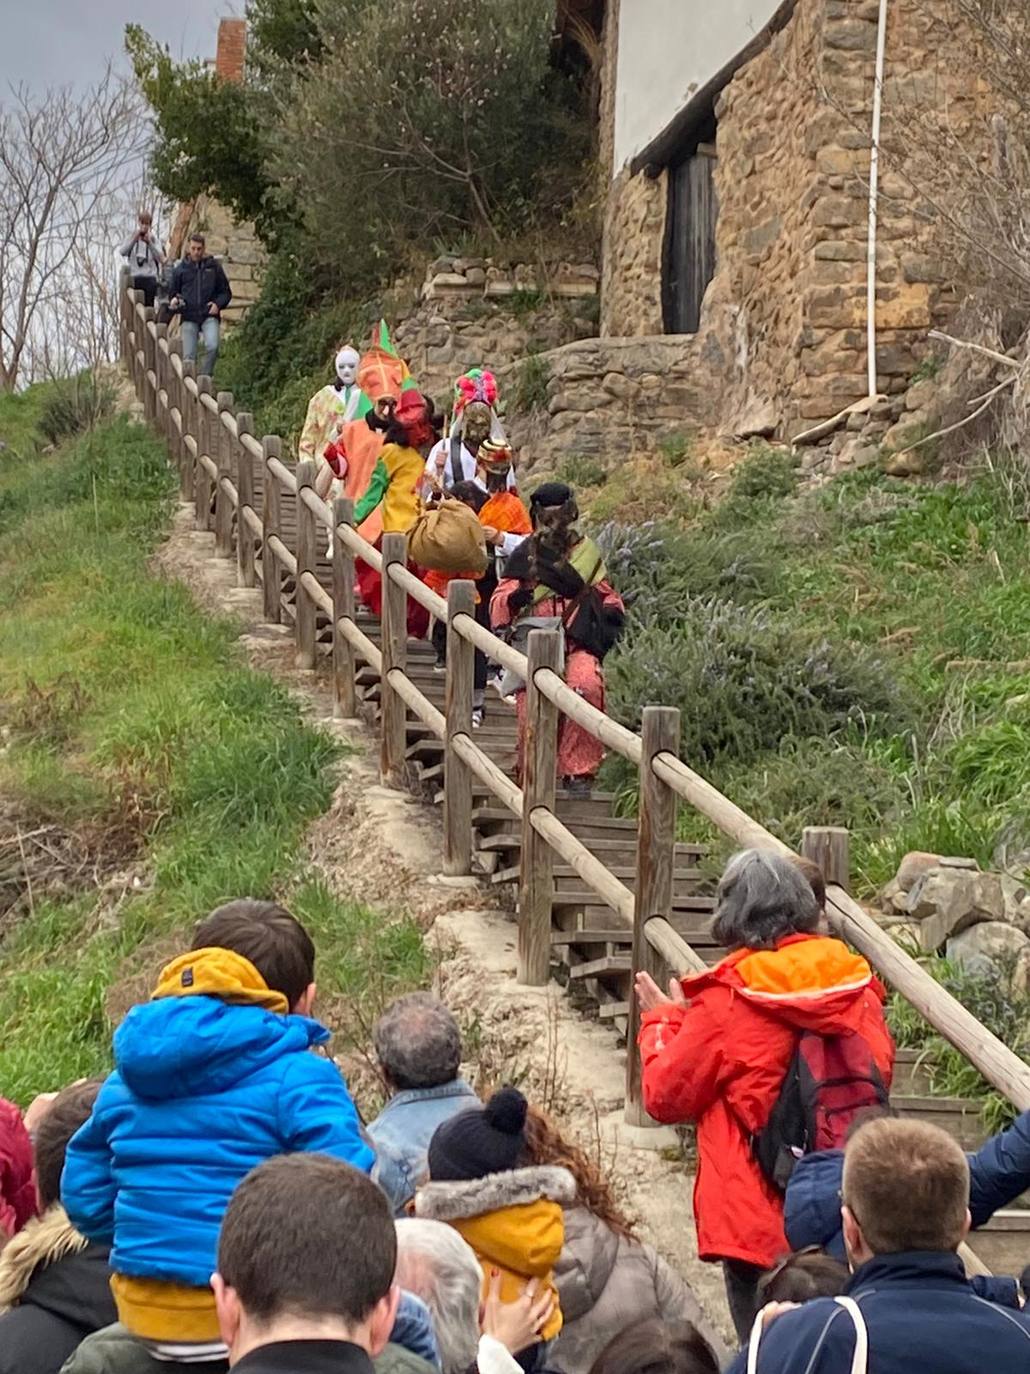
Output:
[62,951,374,1287]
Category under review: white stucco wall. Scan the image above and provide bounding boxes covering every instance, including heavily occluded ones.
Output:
[612,0,786,171]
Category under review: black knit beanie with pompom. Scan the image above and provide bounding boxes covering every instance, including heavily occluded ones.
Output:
[427,1085,528,1181]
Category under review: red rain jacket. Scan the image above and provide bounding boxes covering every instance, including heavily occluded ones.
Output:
[638,933,895,1270]
[0,1098,36,1240]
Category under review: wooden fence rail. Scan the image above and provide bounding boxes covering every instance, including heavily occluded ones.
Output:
[122,280,1030,1135]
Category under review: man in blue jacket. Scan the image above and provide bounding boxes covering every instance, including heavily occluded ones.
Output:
[62,900,373,1365]
[168,233,232,376]
[785,1104,1030,1260]
[732,1117,1030,1373]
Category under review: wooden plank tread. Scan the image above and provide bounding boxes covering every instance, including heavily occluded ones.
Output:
[567,954,631,979]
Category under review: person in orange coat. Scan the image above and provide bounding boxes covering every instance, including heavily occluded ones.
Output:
[635,849,895,1344]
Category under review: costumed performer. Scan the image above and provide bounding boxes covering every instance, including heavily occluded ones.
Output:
[300,345,363,502]
[350,389,443,640]
[490,483,624,796]
[425,368,516,495]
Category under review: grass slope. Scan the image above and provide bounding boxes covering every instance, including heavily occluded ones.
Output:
[588,446,1030,896]
[0,403,428,1103]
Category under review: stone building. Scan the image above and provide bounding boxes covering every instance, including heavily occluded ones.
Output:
[563,0,990,444]
[169,18,264,333]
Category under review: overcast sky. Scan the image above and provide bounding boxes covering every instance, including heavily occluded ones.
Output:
[1,0,236,92]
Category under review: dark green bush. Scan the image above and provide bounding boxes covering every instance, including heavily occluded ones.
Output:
[605,596,907,766]
[593,520,780,622]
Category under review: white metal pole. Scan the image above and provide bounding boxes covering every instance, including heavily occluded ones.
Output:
[867,0,890,397]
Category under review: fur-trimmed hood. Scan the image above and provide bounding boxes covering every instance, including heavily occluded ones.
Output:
[0,1206,86,1310]
[415,1165,576,1222]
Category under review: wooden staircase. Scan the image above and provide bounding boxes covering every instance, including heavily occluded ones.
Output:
[122,298,1030,1283]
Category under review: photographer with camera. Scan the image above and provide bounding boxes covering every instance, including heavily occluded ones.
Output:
[490,482,624,796]
[119,211,165,309]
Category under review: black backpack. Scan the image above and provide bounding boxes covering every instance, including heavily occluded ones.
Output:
[753,1029,889,1191]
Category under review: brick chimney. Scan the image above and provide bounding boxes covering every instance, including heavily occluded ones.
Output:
[215,17,246,83]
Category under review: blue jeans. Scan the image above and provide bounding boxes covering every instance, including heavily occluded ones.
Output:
[181,316,221,376]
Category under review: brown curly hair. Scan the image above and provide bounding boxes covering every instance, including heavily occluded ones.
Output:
[523,1106,637,1240]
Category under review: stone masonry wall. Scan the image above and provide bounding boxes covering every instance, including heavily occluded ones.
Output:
[598,0,996,436]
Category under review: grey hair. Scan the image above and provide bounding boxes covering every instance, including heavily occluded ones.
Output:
[712,849,821,951]
[373,992,462,1090]
[394,1219,481,1374]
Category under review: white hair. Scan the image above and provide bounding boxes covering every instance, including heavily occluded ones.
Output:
[395,1218,481,1374]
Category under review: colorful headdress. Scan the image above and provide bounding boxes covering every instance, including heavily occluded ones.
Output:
[357,320,414,404]
[453,367,499,414]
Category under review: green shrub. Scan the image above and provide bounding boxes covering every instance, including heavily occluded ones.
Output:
[37,375,115,448]
[888,956,1030,1131]
[512,353,551,414]
[606,597,906,767]
[554,453,605,489]
[592,520,780,623]
[712,444,798,529]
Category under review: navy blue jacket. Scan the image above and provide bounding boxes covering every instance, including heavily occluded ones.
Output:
[169,256,232,323]
[785,1109,1030,1258]
[728,1252,1030,1373]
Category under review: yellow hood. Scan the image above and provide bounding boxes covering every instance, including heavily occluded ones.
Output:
[152,947,289,1015]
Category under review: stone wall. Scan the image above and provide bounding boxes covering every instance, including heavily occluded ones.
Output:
[500,334,722,472]
[392,288,597,413]
[598,0,996,437]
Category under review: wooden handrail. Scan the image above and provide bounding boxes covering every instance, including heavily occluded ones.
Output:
[118,279,1030,1137]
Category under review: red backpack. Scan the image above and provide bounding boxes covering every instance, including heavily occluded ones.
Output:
[752,1029,889,1191]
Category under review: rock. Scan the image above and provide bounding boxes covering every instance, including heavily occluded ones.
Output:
[428,255,457,275]
[905,867,1006,951]
[883,447,925,477]
[879,878,907,915]
[463,267,487,287]
[726,397,778,440]
[839,440,880,469]
[947,921,1030,992]
[895,850,945,892]
[1001,873,1030,934]
[452,257,485,273]
[904,377,938,412]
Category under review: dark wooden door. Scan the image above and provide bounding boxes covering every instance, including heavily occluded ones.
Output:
[663,141,718,335]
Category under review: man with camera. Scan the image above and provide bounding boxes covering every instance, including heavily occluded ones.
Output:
[120,211,165,309]
[168,233,233,378]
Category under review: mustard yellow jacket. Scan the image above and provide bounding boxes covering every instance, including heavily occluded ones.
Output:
[415,1165,576,1341]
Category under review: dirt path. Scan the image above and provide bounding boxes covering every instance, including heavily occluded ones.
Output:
[154,502,734,1355]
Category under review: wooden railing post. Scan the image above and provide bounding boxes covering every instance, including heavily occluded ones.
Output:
[295,460,319,669]
[167,338,184,485]
[214,391,235,558]
[802,825,850,891]
[444,580,476,876]
[142,309,157,424]
[380,533,409,784]
[181,361,197,501]
[332,497,357,717]
[262,436,283,624]
[518,628,563,986]
[119,270,130,363]
[194,377,214,531]
[626,705,681,1125]
[235,413,257,587]
[154,324,169,438]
